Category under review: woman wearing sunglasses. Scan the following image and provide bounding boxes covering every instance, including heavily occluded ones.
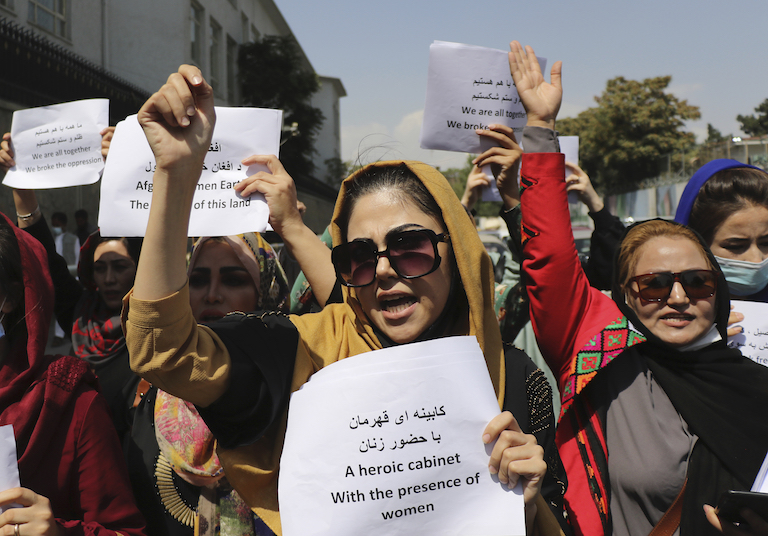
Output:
[123,66,566,535]
[509,41,768,536]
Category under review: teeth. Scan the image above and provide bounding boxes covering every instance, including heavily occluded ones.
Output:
[381,296,415,313]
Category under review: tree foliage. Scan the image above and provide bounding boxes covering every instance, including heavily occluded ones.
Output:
[558,76,700,194]
[706,123,725,143]
[238,36,324,178]
[737,99,768,137]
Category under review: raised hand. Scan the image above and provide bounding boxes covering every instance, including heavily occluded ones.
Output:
[0,133,15,171]
[137,64,215,181]
[508,41,562,129]
[100,126,116,161]
[235,155,303,236]
[565,161,603,212]
[473,124,523,209]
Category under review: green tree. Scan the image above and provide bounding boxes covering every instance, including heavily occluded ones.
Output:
[737,99,768,137]
[558,76,700,194]
[706,123,725,143]
[238,36,324,178]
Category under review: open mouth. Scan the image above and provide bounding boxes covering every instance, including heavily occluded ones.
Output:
[660,313,695,324]
[379,295,417,314]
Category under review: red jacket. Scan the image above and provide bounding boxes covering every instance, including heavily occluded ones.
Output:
[520,153,646,536]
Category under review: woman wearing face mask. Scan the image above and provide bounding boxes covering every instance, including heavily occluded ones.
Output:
[128,233,289,536]
[0,213,146,536]
[674,161,768,334]
[124,65,566,535]
[509,41,768,536]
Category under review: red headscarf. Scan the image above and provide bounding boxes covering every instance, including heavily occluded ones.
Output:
[0,212,95,473]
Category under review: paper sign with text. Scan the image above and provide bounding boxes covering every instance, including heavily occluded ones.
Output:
[279,336,524,536]
[727,300,768,367]
[420,41,546,155]
[0,425,20,513]
[3,99,109,189]
[98,107,281,237]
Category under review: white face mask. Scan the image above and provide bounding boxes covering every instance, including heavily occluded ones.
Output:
[715,255,768,296]
[52,226,63,237]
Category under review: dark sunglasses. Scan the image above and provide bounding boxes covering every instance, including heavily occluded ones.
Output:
[628,269,717,302]
[332,229,450,288]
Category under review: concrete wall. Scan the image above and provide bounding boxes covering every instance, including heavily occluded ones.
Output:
[0,0,342,227]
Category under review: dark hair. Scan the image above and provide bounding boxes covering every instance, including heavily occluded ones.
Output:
[0,221,26,342]
[689,168,768,244]
[95,236,142,265]
[336,164,443,240]
[51,211,67,226]
[74,209,88,220]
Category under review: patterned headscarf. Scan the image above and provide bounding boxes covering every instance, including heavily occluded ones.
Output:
[187,233,290,313]
[156,232,290,482]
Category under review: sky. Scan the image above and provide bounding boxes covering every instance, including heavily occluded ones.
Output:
[274,0,768,170]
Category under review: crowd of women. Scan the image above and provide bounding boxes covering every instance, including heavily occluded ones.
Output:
[0,39,768,536]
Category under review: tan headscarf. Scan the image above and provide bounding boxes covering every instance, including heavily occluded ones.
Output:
[220,160,505,534]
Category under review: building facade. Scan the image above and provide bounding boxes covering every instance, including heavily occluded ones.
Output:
[0,0,343,232]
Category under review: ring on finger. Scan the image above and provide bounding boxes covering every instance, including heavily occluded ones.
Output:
[14,523,20,536]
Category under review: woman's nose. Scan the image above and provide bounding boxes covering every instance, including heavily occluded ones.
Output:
[666,281,689,305]
[205,279,223,303]
[375,254,398,281]
[743,244,765,264]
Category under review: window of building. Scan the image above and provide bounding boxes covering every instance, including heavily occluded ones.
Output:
[190,1,204,66]
[28,0,67,38]
[209,18,222,95]
[0,0,15,11]
[226,35,238,104]
[251,24,260,42]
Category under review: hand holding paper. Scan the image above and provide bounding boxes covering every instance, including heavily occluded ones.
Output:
[0,133,14,171]
[483,411,545,505]
[473,123,522,208]
[235,154,302,236]
[0,487,60,536]
[508,41,562,129]
[2,99,108,189]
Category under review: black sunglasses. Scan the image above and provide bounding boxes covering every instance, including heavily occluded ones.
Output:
[332,229,450,288]
[628,270,717,302]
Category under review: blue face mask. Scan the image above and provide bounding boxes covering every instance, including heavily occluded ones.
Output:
[715,255,768,296]
[0,297,7,339]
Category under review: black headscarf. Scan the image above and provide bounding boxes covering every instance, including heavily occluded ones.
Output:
[611,219,768,535]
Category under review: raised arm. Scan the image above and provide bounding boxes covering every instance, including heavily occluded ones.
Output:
[234,155,337,307]
[132,65,215,301]
[510,42,617,386]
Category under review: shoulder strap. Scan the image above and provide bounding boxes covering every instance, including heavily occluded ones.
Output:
[649,478,687,536]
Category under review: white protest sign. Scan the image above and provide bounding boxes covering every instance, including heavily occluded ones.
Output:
[420,41,546,155]
[279,337,524,536]
[559,136,580,204]
[3,99,108,189]
[98,107,282,237]
[727,300,768,367]
[0,425,20,513]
